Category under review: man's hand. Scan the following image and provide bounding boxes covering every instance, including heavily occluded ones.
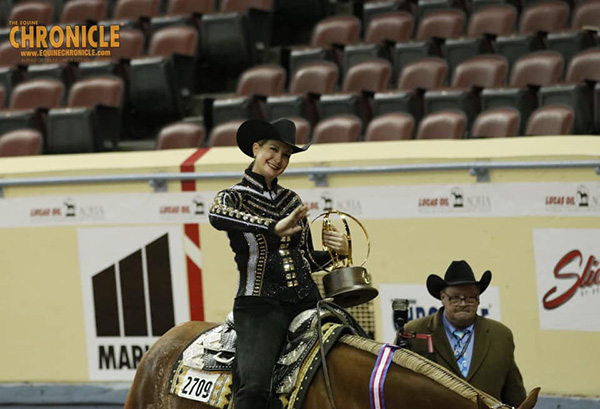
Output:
[274,204,309,237]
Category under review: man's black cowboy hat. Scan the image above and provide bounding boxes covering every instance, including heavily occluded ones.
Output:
[426,260,492,299]
[236,118,309,158]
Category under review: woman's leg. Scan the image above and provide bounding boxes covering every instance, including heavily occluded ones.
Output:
[233,297,290,409]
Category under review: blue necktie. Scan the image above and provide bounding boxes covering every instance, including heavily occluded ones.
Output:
[452,329,471,377]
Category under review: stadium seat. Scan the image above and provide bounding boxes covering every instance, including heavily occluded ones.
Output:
[391,9,465,83]
[113,0,159,20]
[397,57,448,90]
[470,107,521,138]
[167,0,214,15]
[422,55,507,134]
[0,129,43,157]
[364,11,415,44]
[46,76,124,153]
[60,0,106,23]
[219,0,272,12]
[365,112,415,141]
[443,4,517,75]
[481,51,564,133]
[361,0,409,37]
[155,122,205,149]
[9,1,54,25]
[265,61,338,126]
[77,28,145,79]
[288,116,311,144]
[525,104,574,135]
[318,59,391,125]
[495,0,569,66]
[416,109,467,139]
[212,64,286,126]
[288,15,361,78]
[538,48,599,134]
[128,25,199,136]
[311,115,362,144]
[0,41,23,104]
[198,12,256,91]
[571,0,600,29]
[372,57,447,125]
[0,78,65,136]
[207,119,245,147]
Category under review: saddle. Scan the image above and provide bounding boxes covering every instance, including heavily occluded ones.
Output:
[169,302,366,409]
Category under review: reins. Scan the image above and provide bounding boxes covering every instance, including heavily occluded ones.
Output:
[315,299,369,409]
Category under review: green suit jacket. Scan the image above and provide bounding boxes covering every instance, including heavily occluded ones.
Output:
[403,308,526,407]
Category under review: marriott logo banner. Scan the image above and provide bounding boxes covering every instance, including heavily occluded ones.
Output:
[78,226,191,381]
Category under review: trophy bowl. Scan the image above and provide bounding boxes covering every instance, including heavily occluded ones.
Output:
[309,210,378,308]
[323,266,379,308]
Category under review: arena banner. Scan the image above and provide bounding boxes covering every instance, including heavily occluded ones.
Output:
[0,181,599,229]
[533,229,600,332]
[378,284,501,344]
[78,226,192,381]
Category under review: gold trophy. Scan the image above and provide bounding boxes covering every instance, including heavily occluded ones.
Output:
[310,210,378,308]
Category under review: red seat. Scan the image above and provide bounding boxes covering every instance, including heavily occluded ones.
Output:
[219,0,272,12]
[343,59,391,93]
[312,115,362,144]
[289,61,339,95]
[364,11,414,43]
[60,0,106,23]
[156,122,205,149]
[0,40,22,68]
[509,51,564,87]
[10,79,64,110]
[148,25,199,58]
[0,129,42,157]
[571,0,600,29]
[365,112,414,141]
[467,4,517,37]
[416,110,467,139]
[113,0,159,19]
[208,120,245,147]
[397,57,448,90]
[236,65,286,96]
[525,105,574,135]
[471,107,520,138]
[452,55,508,88]
[415,9,466,41]
[9,1,54,25]
[518,0,569,35]
[311,15,361,47]
[167,0,214,15]
[288,116,311,144]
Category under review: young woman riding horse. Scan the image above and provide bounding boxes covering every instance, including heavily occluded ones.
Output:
[207,118,348,409]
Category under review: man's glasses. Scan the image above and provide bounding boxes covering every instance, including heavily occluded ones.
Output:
[442,292,479,305]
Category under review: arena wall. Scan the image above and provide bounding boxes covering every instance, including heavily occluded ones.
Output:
[0,137,598,400]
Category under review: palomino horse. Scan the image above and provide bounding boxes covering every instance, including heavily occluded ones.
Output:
[125,321,540,409]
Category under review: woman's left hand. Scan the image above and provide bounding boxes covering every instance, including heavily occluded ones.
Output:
[323,228,349,256]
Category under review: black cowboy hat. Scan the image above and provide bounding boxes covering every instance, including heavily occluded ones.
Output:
[426,260,492,300]
[236,118,310,158]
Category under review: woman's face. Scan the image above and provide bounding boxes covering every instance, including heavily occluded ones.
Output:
[251,139,292,181]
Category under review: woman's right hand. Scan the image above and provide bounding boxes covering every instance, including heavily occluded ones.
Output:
[274,204,308,237]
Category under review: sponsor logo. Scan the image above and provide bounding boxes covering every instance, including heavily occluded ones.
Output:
[306,191,363,216]
[544,184,600,211]
[30,198,104,222]
[91,233,175,371]
[158,195,205,220]
[418,186,491,213]
[542,250,600,310]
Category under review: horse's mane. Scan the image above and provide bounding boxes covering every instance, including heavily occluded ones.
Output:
[339,335,501,408]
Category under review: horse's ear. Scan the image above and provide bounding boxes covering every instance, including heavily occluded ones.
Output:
[516,387,541,409]
[476,394,489,409]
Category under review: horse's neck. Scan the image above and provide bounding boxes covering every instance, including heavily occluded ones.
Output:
[321,344,480,409]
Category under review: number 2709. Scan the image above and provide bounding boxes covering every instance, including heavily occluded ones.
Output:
[182,376,213,399]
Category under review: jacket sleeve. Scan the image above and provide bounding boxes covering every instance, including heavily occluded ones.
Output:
[209,189,278,234]
[501,330,527,407]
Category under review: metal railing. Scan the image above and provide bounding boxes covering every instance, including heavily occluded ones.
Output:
[0,160,599,196]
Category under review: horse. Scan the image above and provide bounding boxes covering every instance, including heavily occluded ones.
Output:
[125,321,540,409]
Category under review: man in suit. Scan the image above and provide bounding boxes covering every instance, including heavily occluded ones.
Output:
[403,260,526,407]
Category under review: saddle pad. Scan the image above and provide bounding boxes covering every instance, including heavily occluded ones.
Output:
[169,360,234,408]
[169,322,348,409]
